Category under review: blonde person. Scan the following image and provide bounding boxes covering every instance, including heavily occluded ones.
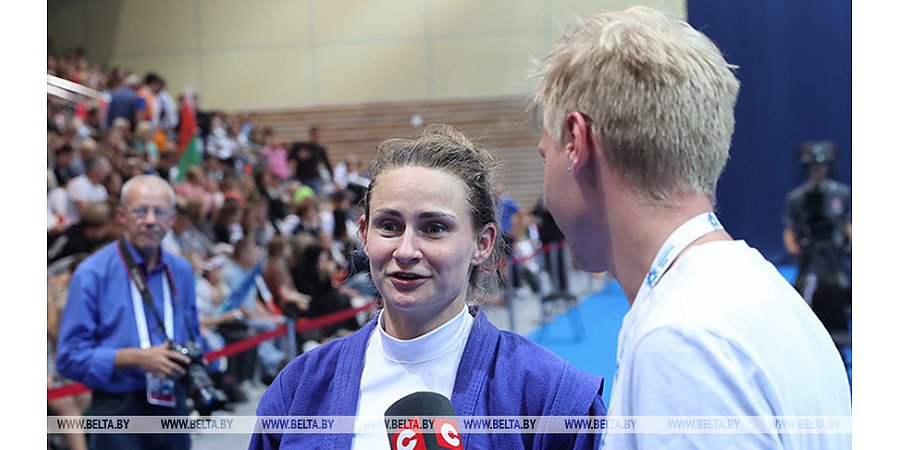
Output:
[530,6,851,449]
[251,125,605,449]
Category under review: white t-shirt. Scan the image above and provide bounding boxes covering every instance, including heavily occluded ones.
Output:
[603,240,851,450]
[352,306,473,450]
[66,175,108,204]
[47,187,78,229]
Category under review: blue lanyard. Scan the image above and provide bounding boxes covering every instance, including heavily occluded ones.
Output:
[614,212,724,384]
[638,212,723,296]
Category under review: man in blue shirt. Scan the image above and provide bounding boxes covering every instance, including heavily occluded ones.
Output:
[105,74,145,130]
[57,174,201,450]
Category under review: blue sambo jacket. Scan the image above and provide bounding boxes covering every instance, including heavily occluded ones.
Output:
[250,306,605,449]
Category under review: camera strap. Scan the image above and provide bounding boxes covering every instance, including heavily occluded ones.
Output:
[117,239,175,348]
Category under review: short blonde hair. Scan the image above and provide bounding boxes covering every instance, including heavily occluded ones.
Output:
[530,6,740,203]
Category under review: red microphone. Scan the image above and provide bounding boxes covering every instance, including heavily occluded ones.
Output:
[385,392,463,450]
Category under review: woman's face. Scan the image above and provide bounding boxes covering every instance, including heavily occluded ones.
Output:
[362,166,495,325]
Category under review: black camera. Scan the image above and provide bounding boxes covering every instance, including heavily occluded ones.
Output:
[170,341,229,416]
[799,141,837,166]
[798,183,832,247]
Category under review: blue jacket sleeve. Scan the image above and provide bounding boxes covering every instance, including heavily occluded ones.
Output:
[545,365,606,450]
[571,393,606,450]
[55,266,117,388]
[248,368,288,450]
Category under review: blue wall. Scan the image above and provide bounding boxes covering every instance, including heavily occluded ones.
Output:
[687,0,852,262]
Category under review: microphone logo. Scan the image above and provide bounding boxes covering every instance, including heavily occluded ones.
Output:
[391,417,425,450]
[434,418,462,449]
[385,392,464,449]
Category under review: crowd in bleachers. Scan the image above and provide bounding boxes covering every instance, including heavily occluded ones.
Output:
[47,50,379,429]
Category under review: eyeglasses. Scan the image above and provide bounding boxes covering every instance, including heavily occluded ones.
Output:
[129,206,175,219]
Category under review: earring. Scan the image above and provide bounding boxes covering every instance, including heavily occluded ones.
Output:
[566,165,572,172]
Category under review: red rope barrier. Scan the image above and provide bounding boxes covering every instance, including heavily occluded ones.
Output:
[48,302,377,403]
[47,382,91,403]
[204,302,375,362]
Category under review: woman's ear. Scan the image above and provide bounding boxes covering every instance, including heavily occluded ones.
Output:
[358,215,368,251]
[473,223,497,265]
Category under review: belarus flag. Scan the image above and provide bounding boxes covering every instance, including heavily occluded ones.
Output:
[176,88,201,182]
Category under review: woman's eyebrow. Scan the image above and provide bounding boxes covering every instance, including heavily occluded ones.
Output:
[418,211,456,220]
[370,208,455,220]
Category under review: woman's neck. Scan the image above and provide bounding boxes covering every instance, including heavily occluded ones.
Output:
[381,297,467,340]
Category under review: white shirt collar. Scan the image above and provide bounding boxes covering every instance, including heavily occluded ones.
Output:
[376,305,472,364]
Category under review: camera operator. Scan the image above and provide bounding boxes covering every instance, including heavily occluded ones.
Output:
[783,141,852,337]
[57,174,204,450]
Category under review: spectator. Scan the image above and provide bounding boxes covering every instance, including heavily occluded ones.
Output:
[53,144,80,186]
[138,73,163,126]
[134,120,160,165]
[56,175,200,450]
[66,156,111,216]
[254,169,290,224]
[262,236,311,319]
[48,201,112,264]
[230,119,255,174]
[221,238,285,383]
[510,212,542,295]
[203,153,227,184]
[71,137,99,177]
[47,164,78,233]
[288,126,333,193]
[203,252,257,403]
[332,154,360,190]
[206,114,240,169]
[105,73,144,131]
[175,166,216,219]
[194,256,245,407]
[110,116,134,148]
[328,189,358,255]
[498,192,522,290]
[291,243,357,341]
[220,175,248,209]
[259,127,291,181]
[69,115,93,144]
[532,196,569,292]
[167,200,216,259]
[155,145,180,183]
[103,170,124,210]
[241,196,277,248]
[85,105,104,136]
[212,201,245,245]
[154,77,180,134]
[294,197,322,237]
[48,100,67,134]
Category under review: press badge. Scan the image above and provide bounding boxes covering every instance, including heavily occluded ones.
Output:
[146,373,177,408]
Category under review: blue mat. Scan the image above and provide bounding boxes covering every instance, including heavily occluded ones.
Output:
[528,264,849,404]
[528,282,629,405]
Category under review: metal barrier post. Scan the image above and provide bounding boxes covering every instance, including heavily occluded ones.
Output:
[283,318,297,361]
